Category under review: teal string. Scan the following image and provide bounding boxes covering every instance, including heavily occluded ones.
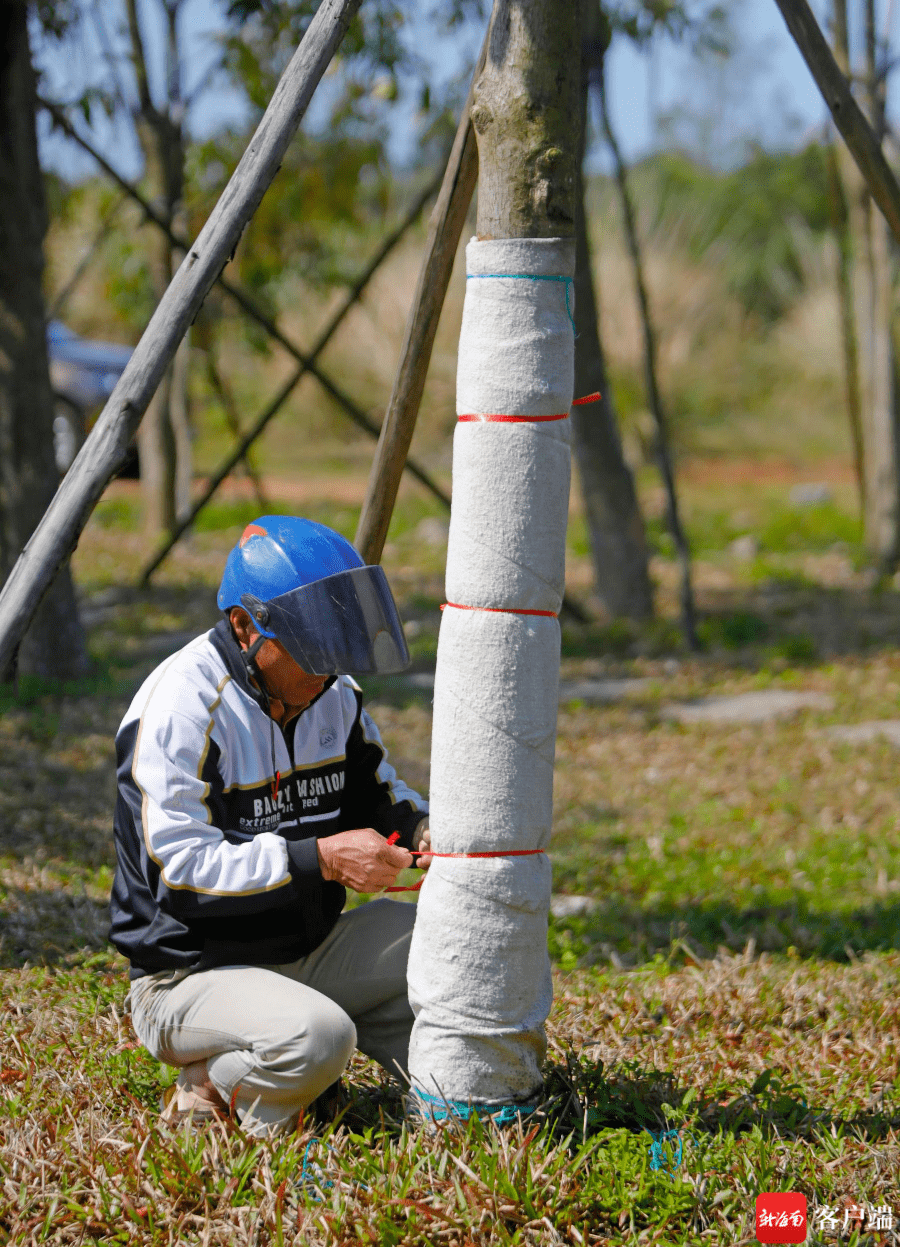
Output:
[414,1087,536,1126]
[299,1139,334,1199]
[466,272,576,335]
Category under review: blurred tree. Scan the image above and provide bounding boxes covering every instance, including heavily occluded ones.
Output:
[124,0,192,539]
[830,0,900,568]
[574,0,654,620]
[647,144,831,322]
[35,0,484,533]
[598,4,698,648]
[0,0,87,681]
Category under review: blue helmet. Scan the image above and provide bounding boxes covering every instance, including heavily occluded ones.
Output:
[217,516,410,676]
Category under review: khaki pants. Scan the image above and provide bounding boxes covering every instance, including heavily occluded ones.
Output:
[127,899,415,1137]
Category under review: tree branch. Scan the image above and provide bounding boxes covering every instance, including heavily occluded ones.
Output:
[774,0,900,245]
[40,95,448,519]
[0,0,363,669]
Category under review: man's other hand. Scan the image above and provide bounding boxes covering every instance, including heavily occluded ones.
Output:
[316,828,414,892]
[412,821,432,869]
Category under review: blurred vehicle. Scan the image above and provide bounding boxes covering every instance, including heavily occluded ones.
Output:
[47,320,134,475]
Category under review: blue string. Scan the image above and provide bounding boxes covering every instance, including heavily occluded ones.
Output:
[466,272,576,336]
[413,1087,536,1126]
[645,1128,696,1179]
[299,1139,372,1200]
[299,1138,334,1198]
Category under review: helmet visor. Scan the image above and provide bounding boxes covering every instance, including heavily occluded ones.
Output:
[241,565,410,676]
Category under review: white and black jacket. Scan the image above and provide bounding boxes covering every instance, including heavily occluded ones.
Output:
[110,620,427,979]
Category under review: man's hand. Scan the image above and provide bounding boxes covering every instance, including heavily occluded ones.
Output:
[317,828,414,892]
[412,821,432,869]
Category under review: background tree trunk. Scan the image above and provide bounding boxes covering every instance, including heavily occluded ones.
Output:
[859,0,900,567]
[597,38,698,648]
[831,0,900,566]
[0,1,87,681]
[826,141,865,517]
[571,0,653,620]
[127,0,192,538]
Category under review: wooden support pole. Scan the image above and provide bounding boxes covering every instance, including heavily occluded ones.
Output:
[0,0,362,669]
[774,0,900,245]
[42,98,450,528]
[354,41,485,564]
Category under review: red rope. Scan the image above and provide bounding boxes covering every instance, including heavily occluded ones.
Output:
[441,602,558,618]
[456,393,600,423]
[457,412,567,423]
[383,835,545,892]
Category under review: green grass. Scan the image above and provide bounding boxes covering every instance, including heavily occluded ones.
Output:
[643,496,864,563]
[3,954,899,1243]
[5,467,900,1242]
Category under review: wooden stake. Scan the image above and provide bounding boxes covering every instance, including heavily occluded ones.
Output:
[354,40,486,564]
[0,0,361,668]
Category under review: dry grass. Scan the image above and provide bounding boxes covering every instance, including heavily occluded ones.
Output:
[3,463,900,1241]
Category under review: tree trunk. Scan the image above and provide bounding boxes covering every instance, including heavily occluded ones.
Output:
[858,189,900,566]
[0,2,87,682]
[571,0,653,620]
[859,0,900,568]
[597,41,698,648]
[127,0,191,539]
[830,0,900,566]
[826,142,865,518]
[407,0,579,1114]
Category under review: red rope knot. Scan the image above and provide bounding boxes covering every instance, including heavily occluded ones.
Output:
[383,838,546,892]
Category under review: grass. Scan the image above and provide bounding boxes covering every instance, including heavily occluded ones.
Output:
[26,143,900,1239]
[5,466,900,1242]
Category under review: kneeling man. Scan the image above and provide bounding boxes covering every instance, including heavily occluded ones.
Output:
[110,516,429,1135]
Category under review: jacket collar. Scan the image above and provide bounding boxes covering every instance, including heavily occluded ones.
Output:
[209,618,336,716]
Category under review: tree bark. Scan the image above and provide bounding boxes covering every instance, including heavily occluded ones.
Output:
[571,0,653,620]
[0,1,87,682]
[471,2,578,239]
[826,142,865,518]
[407,0,579,1113]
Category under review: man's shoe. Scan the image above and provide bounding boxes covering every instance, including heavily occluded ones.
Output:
[159,1083,230,1127]
[310,1079,348,1128]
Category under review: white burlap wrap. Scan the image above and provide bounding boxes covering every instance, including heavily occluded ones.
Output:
[407,237,574,1107]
